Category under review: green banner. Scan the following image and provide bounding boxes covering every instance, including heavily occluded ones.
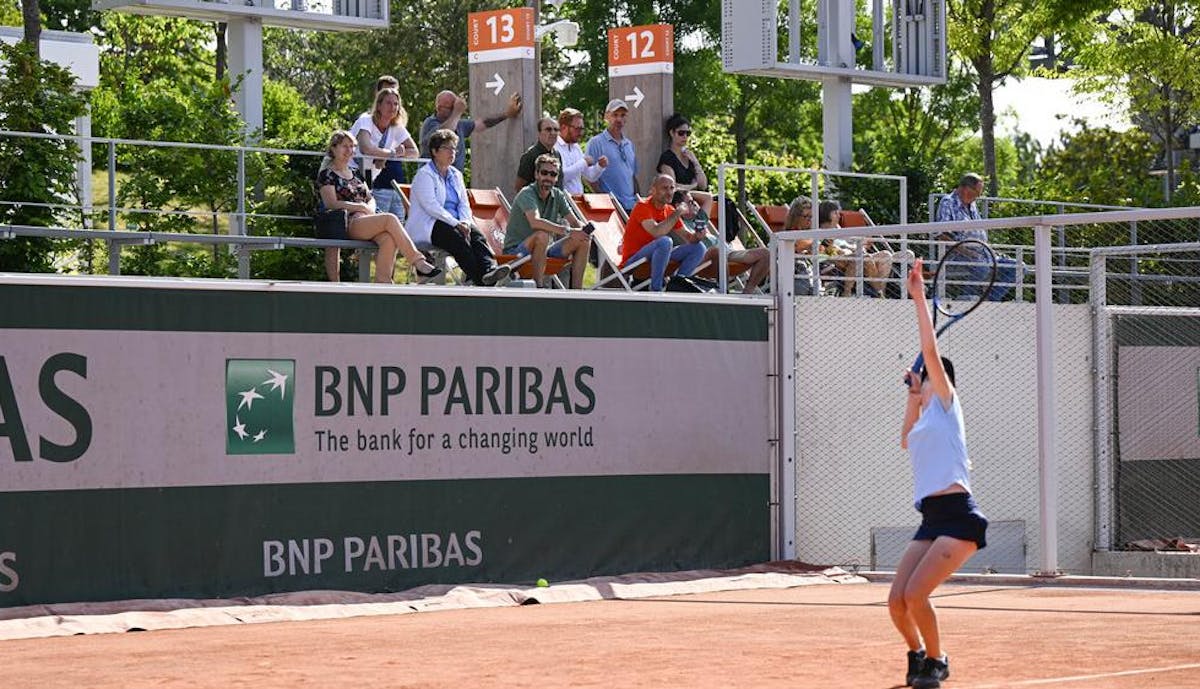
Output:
[0,475,768,606]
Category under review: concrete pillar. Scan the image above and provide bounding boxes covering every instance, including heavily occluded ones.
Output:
[226,17,264,141]
[607,24,674,195]
[467,7,538,191]
[818,0,856,171]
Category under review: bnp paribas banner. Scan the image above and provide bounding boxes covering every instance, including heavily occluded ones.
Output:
[0,279,772,606]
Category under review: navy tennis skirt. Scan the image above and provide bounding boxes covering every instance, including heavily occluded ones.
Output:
[914,493,988,549]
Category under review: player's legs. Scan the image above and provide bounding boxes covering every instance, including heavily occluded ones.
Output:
[889,538,932,651]
[902,535,977,660]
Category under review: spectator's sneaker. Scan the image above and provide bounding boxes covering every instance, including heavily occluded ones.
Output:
[906,649,926,686]
[911,655,950,689]
[480,264,511,286]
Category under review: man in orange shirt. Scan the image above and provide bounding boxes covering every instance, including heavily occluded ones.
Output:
[620,174,707,291]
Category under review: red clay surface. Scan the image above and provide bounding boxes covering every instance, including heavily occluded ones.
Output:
[4,582,1199,688]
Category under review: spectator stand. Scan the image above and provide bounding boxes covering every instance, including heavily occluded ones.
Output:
[716,163,909,294]
[0,128,429,283]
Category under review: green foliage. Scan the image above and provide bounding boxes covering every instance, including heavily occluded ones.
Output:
[97,75,247,275]
[251,78,344,281]
[0,0,20,26]
[39,0,94,32]
[1021,124,1162,206]
[1072,1,1200,191]
[264,0,512,127]
[0,40,88,272]
[93,14,214,93]
[853,65,981,220]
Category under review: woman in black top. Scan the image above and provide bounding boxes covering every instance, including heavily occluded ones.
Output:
[317,130,440,283]
[657,114,712,217]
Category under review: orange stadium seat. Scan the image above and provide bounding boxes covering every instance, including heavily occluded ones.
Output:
[471,188,570,286]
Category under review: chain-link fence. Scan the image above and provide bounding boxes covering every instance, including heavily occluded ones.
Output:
[1092,242,1200,560]
[773,208,1200,577]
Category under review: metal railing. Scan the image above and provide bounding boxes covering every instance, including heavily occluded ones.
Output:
[0,128,433,279]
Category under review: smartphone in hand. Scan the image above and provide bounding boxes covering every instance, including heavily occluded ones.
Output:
[582,222,596,235]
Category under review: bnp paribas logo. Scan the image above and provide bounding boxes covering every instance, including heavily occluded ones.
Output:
[225,359,295,455]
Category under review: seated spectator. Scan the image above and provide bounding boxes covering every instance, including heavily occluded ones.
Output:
[504,154,592,289]
[780,196,826,294]
[514,117,565,192]
[316,130,441,284]
[407,128,511,286]
[935,172,1023,300]
[694,200,770,294]
[657,114,712,217]
[554,107,606,194]
[620,174,706,292]
[351,86,418,222]
[817,200,894,297]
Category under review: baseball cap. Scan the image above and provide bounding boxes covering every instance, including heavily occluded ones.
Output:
[605,99,629,113]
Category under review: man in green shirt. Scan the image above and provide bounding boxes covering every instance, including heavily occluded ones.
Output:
[514,117,565,193]
[504,154,592,289]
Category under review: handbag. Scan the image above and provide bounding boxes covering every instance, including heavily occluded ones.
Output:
[314,209,349,240]
[665,274,719,293]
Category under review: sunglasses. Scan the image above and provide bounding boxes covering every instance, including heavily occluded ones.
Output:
[541,126,560,132]
[676,129,693,136]
[537,169,559,178]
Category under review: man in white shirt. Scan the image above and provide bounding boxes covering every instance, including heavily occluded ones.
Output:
[553,107,607,195]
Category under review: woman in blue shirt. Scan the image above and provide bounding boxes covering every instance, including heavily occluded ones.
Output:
[892,258,989,689]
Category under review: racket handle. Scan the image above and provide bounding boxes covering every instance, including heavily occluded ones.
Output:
[905,353,925,387]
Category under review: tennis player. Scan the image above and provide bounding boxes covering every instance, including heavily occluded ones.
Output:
[890,258,989,689]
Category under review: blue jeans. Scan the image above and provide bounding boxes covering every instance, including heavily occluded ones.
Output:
[961,254,1022,301]
[625,236,705,291]
[371,187,406,222]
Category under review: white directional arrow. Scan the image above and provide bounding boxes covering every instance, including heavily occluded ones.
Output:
[624,86,645,109]
[485,73,505,96]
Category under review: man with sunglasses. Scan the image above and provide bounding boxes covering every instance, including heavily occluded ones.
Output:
[554,107,607,194]
[514,117,565,192]
[585,99,638,212]
[503,155,592,289]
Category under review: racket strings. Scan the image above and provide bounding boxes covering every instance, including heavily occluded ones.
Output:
[932,240,997,318]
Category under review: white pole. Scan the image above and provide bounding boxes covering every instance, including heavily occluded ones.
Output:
[1090,252,1113,551]
[1034,223,1060,575]
[773,234,797,560]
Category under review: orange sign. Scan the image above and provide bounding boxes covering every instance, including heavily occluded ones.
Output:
[608,24,674,68]
[468,8,535,54]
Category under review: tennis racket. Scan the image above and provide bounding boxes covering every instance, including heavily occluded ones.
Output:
[907,238,997,382]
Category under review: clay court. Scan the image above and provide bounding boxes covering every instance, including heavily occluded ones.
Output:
[3,574,1198,688]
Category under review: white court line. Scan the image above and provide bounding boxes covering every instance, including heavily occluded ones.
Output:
[970,662,1200,687]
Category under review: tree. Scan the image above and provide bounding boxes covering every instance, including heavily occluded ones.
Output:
[853,63,981,221]
[1073,1,1200,201]
[263,0,511,125]
[0,40,88,271]
[947,0,1109,196]
[20,0,39,57]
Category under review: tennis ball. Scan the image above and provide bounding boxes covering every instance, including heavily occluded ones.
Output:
[536,577,549,588]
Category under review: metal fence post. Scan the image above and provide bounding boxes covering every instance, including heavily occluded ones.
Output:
[236,148,249,279]
[771,236,796,561]
[1090,250,1113,551]
[107,141,117,231]
[1034,223,1060,576]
